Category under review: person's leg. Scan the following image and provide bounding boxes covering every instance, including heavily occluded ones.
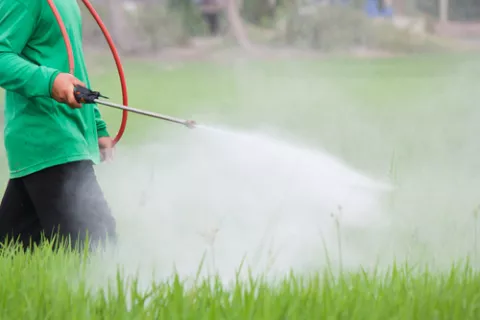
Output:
[203,13,215,35]
[0,179,43,250]
[22,160,117,251]
[210,13,219,36]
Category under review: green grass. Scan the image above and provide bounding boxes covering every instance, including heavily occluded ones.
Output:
[2,52,480,318]
[1,242,480,319]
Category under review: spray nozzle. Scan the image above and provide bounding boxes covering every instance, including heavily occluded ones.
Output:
[185,120,196,129]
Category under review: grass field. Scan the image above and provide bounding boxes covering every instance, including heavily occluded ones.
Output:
[1,52,480,318]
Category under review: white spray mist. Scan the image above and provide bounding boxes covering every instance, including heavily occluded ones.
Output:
[88,124,393,291]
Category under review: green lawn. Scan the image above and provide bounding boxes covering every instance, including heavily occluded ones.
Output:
[1,52,480,318]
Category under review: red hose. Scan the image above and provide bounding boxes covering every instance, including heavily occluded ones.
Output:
[47,0,128,144]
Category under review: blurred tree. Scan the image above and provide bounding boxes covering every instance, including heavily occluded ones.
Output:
[105,0,134,53]
[168,0,206,36]
[449,0,480,21]
[241,0,278,27]
[225,0,253,49]
[416,0,480,21]
[439,0,448,21]
[284,0,299,45]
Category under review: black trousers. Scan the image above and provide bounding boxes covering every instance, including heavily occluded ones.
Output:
[203,12,219,36]
[0,160,117,251]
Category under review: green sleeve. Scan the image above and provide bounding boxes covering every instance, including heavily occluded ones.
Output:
[0,0,60,98]
[94,105,110,138]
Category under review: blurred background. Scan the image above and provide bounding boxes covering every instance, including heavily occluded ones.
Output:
[80,0,480,58]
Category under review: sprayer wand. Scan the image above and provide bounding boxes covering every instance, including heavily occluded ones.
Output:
[74,85,197,129]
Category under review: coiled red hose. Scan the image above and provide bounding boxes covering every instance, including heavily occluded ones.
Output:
[47,0,128,144]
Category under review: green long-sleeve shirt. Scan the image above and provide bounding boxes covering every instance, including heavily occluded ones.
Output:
[0,0,109,179]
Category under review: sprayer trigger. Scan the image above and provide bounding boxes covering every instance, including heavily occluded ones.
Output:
[74,85,109,104]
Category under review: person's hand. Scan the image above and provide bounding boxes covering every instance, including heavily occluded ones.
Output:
[98,137,115,162]
[51,73,85,109]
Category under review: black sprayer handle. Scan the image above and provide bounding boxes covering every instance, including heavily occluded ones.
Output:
[73,85,109,104]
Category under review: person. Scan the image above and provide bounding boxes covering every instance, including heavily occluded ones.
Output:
[0,0,117,251]
[200,0,223,36]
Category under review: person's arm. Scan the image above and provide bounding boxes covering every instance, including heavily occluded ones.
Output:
[0,1,60,98]
[94,106,110,138]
